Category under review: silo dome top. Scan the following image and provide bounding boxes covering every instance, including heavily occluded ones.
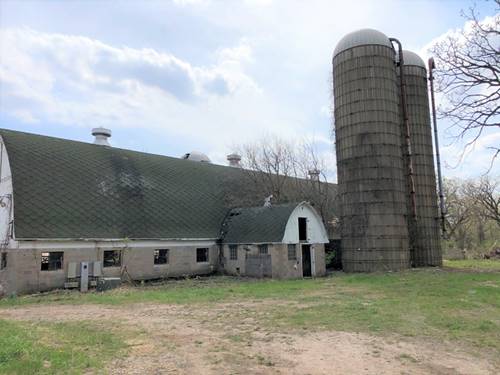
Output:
[181,151,211,163]
[333,28,393,57]
[402,50,426,68]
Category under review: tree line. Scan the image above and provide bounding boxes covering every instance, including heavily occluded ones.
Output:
[442,176,500,258]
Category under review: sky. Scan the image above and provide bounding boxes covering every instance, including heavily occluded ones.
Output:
[0,0,498,180]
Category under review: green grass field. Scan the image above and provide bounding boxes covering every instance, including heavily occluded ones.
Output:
[1,259,499,373]
[0,320,128,374]
[444,259,500,271]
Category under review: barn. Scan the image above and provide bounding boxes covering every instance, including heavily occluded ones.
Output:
[0,128,329,296]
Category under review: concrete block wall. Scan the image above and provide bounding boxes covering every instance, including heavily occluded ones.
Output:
[0,242,218,296]
[222,243,326,279]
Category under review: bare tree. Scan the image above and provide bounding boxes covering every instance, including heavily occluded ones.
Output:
[233,135,338,228]
[443,178,473,240]
[467,176,500,225]
[429,1,500,162]
[237,136,296,201]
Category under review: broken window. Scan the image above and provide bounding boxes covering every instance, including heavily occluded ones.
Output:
[154,249,169,265]
[229,245,238,261]
[41,251,63,271]
[103,250,121,268]
[196,248,209,263]
[258,244,268,255]
[0,253,6,270]
[287,244,297,260]
[298,217,307,241]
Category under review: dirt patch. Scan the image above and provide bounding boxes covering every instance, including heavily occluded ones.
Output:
[1,303,498,374]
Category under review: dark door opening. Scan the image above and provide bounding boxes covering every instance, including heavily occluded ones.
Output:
[302,244,311,277]
[298,217,307,241]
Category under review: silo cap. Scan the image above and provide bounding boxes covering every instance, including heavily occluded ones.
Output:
[333,28,393,57]
[402,50,426,68]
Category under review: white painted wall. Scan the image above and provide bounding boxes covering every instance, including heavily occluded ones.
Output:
[0,136,13,245]
[282,202,328,244]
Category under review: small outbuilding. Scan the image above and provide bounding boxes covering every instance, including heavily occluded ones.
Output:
[221,202,328,278]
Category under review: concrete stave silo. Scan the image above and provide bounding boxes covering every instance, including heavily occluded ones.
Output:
[333,29,410,272]
[402,50,442,266]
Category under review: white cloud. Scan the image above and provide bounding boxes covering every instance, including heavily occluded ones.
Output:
[0,27,309,157]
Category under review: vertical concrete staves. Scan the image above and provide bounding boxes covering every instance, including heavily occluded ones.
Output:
[402,52,442,267]
[333,30,411,272]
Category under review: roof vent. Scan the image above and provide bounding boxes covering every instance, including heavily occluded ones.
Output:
[227,153,242,168]
[92,127,112,146]
[181,151,211,163]
[308,169,320,181]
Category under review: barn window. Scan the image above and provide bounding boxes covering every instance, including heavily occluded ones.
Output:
[41,252,63,271]
[103,250,121,268]
[258,244,268,254]
[287,244,297,260]
[0,253,6,269]
[154,249,169,265]
[229,245,238,260]
[196,248,209,263]
[298,217,307,241]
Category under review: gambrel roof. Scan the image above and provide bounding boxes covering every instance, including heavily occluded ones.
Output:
[0,129,334,241]
[1,129,239,239]
[221,203,298,244]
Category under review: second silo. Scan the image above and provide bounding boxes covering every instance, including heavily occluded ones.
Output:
[332,29,410,272]
[402,50,442,266]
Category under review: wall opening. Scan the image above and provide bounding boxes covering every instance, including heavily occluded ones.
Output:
[103,250,122,268]
[258,244,268,254]
[302,244,311,277]
[41,251,63,271]
[287,244,297,260]
[229,245,238,260]
[154,249,169,265]
[298,217,307,241]
[196,248,209,263]
[0,253,6,269]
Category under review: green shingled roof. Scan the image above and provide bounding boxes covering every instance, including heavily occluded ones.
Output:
[221,203,299,244]
[1,129,338,241]
[1,129,243,239]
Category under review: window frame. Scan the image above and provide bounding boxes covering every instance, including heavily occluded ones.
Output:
[258,244,268,255]
[154,249,169,265]
[40,251,64,271]
[196,247,209,263]
[229,245,238,261]
[287,244,297,260]
[103,250,122,268]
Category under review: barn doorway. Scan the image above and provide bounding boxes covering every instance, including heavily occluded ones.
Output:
[302,244,312,277]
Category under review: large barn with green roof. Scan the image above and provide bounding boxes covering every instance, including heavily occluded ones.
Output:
[0,128,330,295]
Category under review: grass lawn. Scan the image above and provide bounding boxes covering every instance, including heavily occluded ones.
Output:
[1,261,499,373]
[0,319,128,374]
[444,259,500,271]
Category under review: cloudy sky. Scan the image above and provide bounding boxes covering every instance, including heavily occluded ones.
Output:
[0,0,498,180]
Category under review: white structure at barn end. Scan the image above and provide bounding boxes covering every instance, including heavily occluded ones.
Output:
[0,129,329,296]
